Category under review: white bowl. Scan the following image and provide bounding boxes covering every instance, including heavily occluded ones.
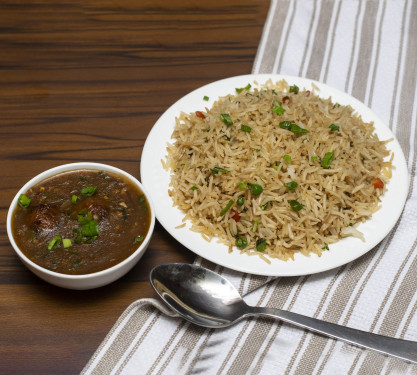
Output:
[7,162,155,290]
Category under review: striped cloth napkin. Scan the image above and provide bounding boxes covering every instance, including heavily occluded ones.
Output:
[82,0,417,373]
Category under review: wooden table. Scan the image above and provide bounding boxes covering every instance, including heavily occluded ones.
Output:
[0,1,269,373]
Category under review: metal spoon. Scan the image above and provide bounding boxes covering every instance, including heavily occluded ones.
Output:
[150,263,417,364]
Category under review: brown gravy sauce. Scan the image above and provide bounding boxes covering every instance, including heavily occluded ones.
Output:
[12,169,151,275]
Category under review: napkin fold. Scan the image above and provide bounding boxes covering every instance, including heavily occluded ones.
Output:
[83,1,417,374]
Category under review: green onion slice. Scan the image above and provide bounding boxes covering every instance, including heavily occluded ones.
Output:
[203,95,209,101]
[290,200,304,212]
[135,235,144,243]
[138,195,147,209]
[260,201,272,210]
[210,166,230,175]
[73,229,82,244]
[237,180,247,190]
[235,83,251,93]
[236,237,248,249]
[256,238,266,252]
[81,220,99,237]
[251,220,259,232]
[322,243,329,251]
[191,186,198,191]
[240,124,252,133]
[220,113,233,126]
[272,105,285,115]
[18,194,31,208]
[48,235,62,250]
[321,152,335,169]
[311,156,318,162]
[220,200,234,216]
[78,211,93,225]
[279,121,309,134]
[63,238,72,248]
[283,154,292,163]
[289,124,309,134]
[236,196,245,206]
[284,181,298,190]
[71,195,78,204]
[329,124,340,131]
[279,121,292,130]
[248,183,263,196]
[81,186,97,196]
[289,85,299,94]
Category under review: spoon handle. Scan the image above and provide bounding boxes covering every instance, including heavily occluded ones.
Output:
[253,307,417,364]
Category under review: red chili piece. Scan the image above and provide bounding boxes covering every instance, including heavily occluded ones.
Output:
[372,178,384,189]
[282,96,290,104]
[231,209,241,222]
[195,111,206,119]
[305,90,311,97]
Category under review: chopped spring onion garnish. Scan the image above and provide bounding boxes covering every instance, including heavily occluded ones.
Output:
[63,238,72,249]
[220,200,234,216]
[256,238,266,252]
[260,201,272,210]
[237,180,247,190]
[235,83,251,93]
[289,85,299,94]
[272,105,285,115]
[251,220,259,232]
[240,124,252,133]
[72,229,82,244]
[289,124,309,134]
[210,166,230,174]
[139,195,147,209]
[321,152,335,169]
[135,235,144,243]
[220,113,233,126]
[279,121,309,134]
[81,220,99,237]
[81,186,97,196]
[236,196,245,206]
[78,211,92,225]
[322,243,329,251]
[279,121,292,130]
[18,194,31,208]
[71,195,78,204]
[284,181,298,190]
[236,237,248,249]
[311,156,318,162]
[283,154,292,163]
[191,186,198,191]
[329,123,340,131]
[203,96,209,101]
[48,235,62,250]
[290,200,304,212]
[248,183,263,196]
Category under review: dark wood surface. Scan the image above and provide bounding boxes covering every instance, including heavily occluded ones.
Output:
[0,1,269,374]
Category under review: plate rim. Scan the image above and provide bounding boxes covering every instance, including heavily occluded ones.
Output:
[140,73,409,276]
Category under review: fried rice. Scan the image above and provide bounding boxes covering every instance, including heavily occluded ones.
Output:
[164,80,392,262]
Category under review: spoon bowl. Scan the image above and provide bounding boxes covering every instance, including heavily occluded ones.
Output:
[151,263,417,364]
[151,262,248,327]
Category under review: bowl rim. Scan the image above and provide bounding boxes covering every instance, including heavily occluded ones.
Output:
[6,162,156,280]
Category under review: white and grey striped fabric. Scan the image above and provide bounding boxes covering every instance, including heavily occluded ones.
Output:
[82,0,417,373]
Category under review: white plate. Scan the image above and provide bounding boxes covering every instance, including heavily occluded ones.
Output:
[141,74,408,276]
